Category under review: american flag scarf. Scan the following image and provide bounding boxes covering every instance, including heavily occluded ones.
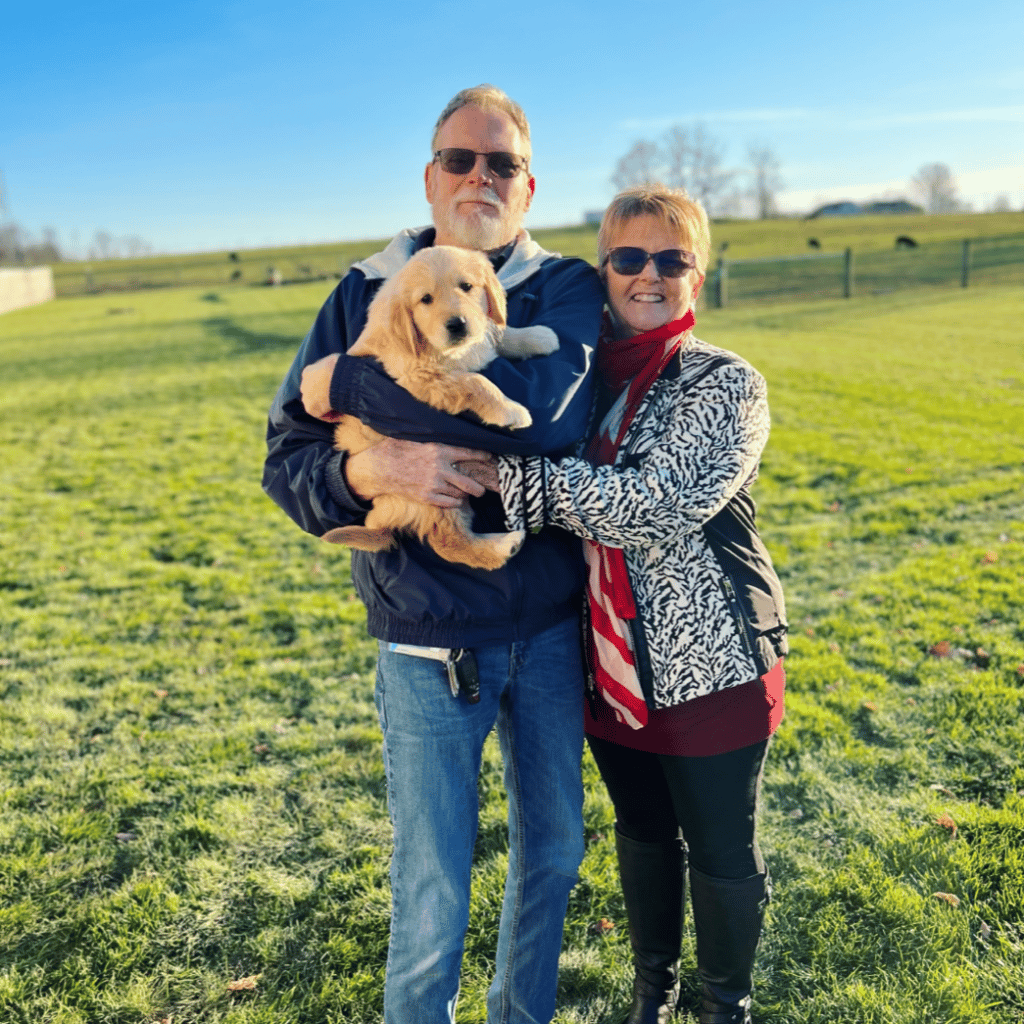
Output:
[583,310,695,728]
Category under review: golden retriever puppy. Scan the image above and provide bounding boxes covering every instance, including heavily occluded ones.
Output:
[311,245,558,570]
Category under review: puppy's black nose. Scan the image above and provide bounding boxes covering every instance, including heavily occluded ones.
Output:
[445,315,468,339]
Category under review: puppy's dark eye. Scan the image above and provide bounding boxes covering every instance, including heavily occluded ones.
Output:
[420,293,433,305]
[458,282,473,293]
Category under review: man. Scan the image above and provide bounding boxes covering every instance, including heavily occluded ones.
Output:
[263,85,603,1023]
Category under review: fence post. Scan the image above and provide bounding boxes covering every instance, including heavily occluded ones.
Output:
[716,257,728,308]
[961,239,971,288]
[843,247,854,298]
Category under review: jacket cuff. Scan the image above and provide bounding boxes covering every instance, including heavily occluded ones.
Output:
[324,451,373,517]
[328,352,366,417]
[498,455,547,533]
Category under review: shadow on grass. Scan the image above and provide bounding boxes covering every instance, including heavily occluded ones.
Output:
[203,316,301,352]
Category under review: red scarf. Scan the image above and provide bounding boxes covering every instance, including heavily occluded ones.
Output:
[583,310,695,728]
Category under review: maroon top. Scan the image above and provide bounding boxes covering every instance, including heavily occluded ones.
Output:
[584,660,785,757]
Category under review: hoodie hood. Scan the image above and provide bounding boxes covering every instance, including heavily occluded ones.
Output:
[351,227,560,293]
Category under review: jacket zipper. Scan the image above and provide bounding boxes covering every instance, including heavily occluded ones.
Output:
[720,576,757,662]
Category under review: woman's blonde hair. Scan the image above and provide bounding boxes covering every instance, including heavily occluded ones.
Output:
[597,184,711,276]
[430,84,532,164]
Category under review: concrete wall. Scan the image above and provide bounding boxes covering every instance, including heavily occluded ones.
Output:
[0,267,55,315]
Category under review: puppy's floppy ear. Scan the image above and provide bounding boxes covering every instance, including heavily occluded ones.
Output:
[351,274,422,360]
[481,262,507,328]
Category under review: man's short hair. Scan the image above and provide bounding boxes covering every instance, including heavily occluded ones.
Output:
[598,184,711,277]
[431,84,532,165]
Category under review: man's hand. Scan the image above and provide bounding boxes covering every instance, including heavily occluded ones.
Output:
[346,439,495,507]
[301,353,342,421]
[456,456,499,493]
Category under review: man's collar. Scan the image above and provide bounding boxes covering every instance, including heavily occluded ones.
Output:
[350,227,560,292]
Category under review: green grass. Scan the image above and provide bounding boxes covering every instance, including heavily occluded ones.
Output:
[44,210,1024,296]
[1,282,1023,1022]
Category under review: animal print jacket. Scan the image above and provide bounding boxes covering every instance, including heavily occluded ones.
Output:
[498,335,789,710]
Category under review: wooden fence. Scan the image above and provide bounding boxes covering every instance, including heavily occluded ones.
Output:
[712,234,1024,307]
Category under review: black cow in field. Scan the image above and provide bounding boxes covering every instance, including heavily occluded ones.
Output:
[230,269,243,281]
[228,252,240,262]
[895,235,918,249]
[807,237,821,249]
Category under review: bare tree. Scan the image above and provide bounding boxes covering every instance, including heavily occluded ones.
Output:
[687,125,735,215]
[661,126,690,191]
[990,194,1012,213]
[92,230,114,259]
[910,163,962,214]
[611,140,661,190]
[123,235,152,258]
[748,145,783,219]
[0,223,63,265]
[612,124,735,214]
[0,223,24,263]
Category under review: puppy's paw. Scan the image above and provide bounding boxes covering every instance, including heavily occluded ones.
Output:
[480,530,527,562]
[523,325,559,356]
[504,529,527,558]
[498,324,560,359]
[501,402,533,430]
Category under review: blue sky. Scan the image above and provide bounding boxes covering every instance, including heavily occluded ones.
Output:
[5,0,1022,255]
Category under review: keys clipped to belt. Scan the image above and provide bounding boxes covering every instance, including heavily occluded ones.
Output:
[387,643,480,703]
[447,648,481,704]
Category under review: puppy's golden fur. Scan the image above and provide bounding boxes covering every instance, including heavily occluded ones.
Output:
[313,245,558,569]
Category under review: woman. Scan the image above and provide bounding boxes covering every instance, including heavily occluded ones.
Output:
[497,185,788,1024]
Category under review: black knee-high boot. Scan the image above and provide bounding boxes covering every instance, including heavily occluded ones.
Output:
[688,866,771,1024]
[615,828,687,1024]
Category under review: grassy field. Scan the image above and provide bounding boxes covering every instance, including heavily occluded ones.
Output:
[44,210,1024,296]
[1,280,1023,1023]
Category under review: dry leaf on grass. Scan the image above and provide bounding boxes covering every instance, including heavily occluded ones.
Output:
[227,975,260,992]
[590,918,615,935]
[935,813,958,838]
[932,892,960,907]
[981,551,998,564]
[929,640,952,658]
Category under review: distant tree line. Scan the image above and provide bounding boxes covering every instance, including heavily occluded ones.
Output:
[0,224,62,265]
[611,124,784,219]
[611,135,1019,220]
[0,224,154,265]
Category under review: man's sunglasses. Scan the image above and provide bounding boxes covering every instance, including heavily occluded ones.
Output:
[603,247,698,278]
[434,148,528,179]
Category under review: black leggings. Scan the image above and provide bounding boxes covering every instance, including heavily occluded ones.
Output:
[586,735,769,879]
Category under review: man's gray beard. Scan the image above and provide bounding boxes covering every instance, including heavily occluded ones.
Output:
[450,211,512,251]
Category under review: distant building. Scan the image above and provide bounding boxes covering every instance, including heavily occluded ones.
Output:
[583,210,603,226]
[808,198,925,219]
[861,199,924,215]
[807,201,862,219]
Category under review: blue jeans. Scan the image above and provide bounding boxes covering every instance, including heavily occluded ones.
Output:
[374,615,585,1024]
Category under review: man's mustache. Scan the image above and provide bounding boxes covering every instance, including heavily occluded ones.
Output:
[456,187,504,210]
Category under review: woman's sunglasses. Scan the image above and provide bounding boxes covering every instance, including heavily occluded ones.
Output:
[603,247,698,278]
[434,148,527,179]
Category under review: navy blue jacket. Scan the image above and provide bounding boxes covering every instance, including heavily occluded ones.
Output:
[263,229,604,646]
